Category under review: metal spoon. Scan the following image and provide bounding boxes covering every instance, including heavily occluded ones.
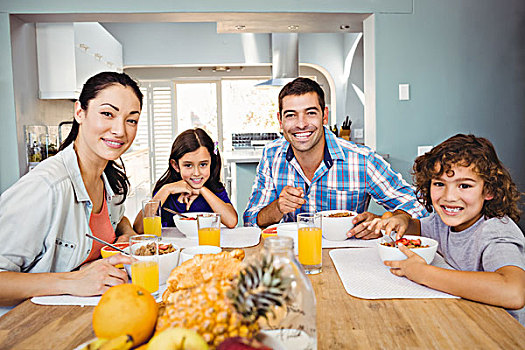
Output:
[381,230,397,245]
[85,233,128,254]
[162,206,190,219]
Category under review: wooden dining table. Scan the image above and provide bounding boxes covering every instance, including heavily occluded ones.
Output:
[0,240,524,349]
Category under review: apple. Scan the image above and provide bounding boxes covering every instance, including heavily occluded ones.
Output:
[147,328,209,350]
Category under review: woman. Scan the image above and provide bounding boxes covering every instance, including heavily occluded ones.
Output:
[0,71,142,306]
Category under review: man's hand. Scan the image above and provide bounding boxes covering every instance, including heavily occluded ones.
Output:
[347,212,381,239]
[277,186,306,215]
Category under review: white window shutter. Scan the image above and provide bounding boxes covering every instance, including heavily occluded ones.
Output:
[151,85,174,182]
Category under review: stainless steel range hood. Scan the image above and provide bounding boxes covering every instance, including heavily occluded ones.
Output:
[257,33,299,87]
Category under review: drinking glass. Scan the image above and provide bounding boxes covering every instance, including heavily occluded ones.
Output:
[297,212,322,275]
[129,235,160,297]
[197,213,221,247]
[142,199,162,236]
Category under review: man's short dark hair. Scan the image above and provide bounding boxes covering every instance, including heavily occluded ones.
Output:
[278,77,326,116]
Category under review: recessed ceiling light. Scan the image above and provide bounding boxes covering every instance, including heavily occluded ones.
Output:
[287,25,299,31]
[235,25,246,31]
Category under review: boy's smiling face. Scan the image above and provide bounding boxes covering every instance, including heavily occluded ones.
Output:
[430,164,493,232]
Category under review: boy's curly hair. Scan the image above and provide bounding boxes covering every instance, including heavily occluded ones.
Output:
[413,134,521,223]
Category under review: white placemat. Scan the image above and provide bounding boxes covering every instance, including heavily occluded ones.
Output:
[329,248,458,299]
[31,284,168,306]
[322,237,379,248]
[162,227,260,248]
[220,227,261,248]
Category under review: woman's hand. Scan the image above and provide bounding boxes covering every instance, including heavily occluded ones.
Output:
[70,254,134,296]
[383,243,428,282]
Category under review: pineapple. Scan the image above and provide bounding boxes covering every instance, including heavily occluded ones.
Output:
[157,254,291,348]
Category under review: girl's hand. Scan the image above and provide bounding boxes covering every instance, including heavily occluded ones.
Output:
[72,254,134,296]
[178,190,200,211]
[162,180,194,196]
[384,243,427,282]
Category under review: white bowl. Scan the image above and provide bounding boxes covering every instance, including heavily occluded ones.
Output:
[318,210,357,241]
[277,223,299,255]
[179,245,222,265]
[123,242,180,285]
[377,235,438,264]
[173,212,214,239]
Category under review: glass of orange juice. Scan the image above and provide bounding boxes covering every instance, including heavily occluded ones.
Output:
[297,212,322,275]
[142,199,162,236]
[129,235,160,297]
[197,213,221,247]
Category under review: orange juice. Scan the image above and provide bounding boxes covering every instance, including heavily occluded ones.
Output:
[131,261,159,294]
[198,227,221,246]
[298,227,322,265]
[143,216,162,236]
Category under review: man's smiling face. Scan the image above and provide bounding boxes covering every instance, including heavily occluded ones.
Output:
[278,92,328,154]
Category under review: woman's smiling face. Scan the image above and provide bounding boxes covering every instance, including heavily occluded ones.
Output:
[172,146,211,190]
[430,164,493,232]
[74,84,141,163]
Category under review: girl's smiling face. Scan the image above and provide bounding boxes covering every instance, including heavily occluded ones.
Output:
[171,146,211,189]
[430,164,493,232]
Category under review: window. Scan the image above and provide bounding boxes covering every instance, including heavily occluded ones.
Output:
[130,78,282,190]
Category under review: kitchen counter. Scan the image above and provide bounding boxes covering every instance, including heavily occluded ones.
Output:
[222,149,263,163]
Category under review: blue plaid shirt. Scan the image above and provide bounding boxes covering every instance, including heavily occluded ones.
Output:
[243,127,427,226]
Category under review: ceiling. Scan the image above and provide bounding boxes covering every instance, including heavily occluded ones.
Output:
[14,12,370,33]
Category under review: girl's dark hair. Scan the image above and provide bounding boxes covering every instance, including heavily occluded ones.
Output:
[413,134,521,223]
[153,128,224,195]
[59,71,143,204]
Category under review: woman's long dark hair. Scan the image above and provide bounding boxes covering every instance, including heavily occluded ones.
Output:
[153,128,224,195]
[59,71,143,204]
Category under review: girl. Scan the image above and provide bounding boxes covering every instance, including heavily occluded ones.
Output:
[366,134,525,324]
[134,128,237,230]
[0,72,142,306]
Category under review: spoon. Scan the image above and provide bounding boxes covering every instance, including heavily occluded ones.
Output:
[381,230,397,245]
[162,206,190,219]
[85,233,128,254]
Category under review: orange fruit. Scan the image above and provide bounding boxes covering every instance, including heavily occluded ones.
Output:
[93,284,158,346]
[381,211,394,219]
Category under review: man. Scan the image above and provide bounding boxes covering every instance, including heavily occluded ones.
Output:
[243,77,427,238]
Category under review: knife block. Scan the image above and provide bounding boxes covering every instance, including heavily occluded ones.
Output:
[340,129,351,141]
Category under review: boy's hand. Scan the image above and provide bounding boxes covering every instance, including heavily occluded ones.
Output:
[384,243,427,282]
[363,212,411,241]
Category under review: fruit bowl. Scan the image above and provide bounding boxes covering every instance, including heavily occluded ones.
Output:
[318,210,357,241]
[173,212,214,239]
[377,235,438,264]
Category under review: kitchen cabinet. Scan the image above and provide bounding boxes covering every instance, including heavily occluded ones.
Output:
[36,22,123,99]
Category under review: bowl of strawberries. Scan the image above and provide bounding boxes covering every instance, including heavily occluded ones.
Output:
[377,235,438,264]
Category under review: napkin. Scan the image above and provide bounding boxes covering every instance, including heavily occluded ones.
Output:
[330,248,458,299]
[31,284,168,306]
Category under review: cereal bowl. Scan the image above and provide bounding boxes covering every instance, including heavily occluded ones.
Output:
[179,245,222,265]
[123,241,180,285]
[377,235,438,264]
[318,210,357,241]
[173,212,214,239]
